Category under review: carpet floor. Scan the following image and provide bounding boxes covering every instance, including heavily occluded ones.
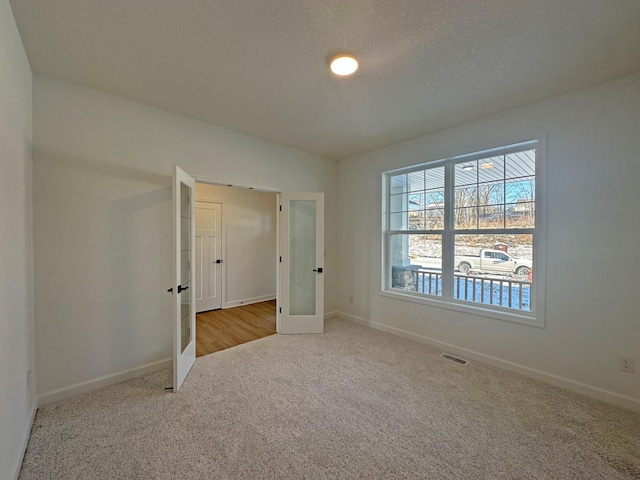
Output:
[19,317,640,479]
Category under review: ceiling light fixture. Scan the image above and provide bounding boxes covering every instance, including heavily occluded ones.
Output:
[480,162,494,169]
[330,54,358,76]
[462,164,474,171]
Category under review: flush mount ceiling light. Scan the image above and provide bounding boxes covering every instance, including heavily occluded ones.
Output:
[480,162,494,169]
[462,164,474,171]
[330,54,358,76]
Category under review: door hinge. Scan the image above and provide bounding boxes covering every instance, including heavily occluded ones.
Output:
[279,256,282,262]
[279,205,282,211]
[279,307,282,314]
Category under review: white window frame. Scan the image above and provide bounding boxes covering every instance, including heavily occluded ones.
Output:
[381,137,547,328]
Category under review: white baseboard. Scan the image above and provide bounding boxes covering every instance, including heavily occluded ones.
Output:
[324,311,338,319]
[337,311,640,413]
[224,294,276,309]
[37,358,171,407]
[12,400,37,480]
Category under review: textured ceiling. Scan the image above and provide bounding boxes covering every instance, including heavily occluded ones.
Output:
[10,0,640,159]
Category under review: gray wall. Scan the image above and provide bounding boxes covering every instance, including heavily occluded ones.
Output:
[0,1,35,478]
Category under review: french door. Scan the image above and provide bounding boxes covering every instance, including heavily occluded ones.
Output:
[279,193,324,334]
[172,166,196,391]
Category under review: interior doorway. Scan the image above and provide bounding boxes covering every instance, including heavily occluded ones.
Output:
[193,182,278,356]
[171,169,326,389]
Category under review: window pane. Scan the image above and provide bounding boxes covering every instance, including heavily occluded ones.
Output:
[455,207,477,229]
[389,173,407,193]
[390,193,409,213]
[408,192,425,210]
[479,205,504,229]
[408,211,425,230]
[425,208,444,230]
[455,186,477,208]
[407,170,425,192]
[478,181,504,206]
[505,176,535,203]
[425,190,444,206]
[506,150,535,179]
[390,234,442,296]
[506,202,535,229]
[454,234,533,311]
[389,212,409,230]
[455,162,477,186]
[425,166,445,191]
[478,155,505,183]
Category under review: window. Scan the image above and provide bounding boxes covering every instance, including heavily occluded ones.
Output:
[383,140,545,326]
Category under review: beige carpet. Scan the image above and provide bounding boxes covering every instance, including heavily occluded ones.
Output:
[20,318,640,479]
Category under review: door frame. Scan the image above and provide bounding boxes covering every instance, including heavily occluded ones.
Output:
[192,176,281,325]
[276,193,282,332]
[194,199,225,311]
[188,176,324,335]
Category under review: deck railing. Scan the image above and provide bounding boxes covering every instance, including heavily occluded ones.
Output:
[413,270,532,311]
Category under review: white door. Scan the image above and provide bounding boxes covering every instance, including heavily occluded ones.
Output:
[279,193,324,334]
[195,202,223,312]
[172,166,196,391]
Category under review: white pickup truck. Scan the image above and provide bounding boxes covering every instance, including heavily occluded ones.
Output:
[456,249,531,275]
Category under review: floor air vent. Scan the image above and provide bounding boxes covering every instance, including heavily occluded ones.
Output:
[441,353,468,365]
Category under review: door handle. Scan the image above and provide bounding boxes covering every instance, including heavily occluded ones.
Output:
[216,259,223,264]
[313,267,323,273]
[177,285,189,293]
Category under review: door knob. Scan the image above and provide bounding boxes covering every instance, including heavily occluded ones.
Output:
[216,259,223,264]
[177,285,189,293]
[313,267,323,273]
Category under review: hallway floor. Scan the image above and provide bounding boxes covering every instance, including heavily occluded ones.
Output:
[195,300,276,357]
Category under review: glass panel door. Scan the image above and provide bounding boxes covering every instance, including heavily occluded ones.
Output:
[173,166,196,391]
[180,182,192,353]
[279,193,324,334]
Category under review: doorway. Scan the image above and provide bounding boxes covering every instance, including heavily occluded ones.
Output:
[194,182,278,356]
[171,169,326,390]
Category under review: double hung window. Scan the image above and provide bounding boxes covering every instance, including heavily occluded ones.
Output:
[383,140,544,325]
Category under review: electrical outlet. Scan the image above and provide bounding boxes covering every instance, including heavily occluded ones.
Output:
[619,356,635,373]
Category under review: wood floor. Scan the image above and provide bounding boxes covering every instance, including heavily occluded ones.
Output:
[196,300,276,357]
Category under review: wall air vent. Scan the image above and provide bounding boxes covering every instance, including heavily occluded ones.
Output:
[441,353,468,365]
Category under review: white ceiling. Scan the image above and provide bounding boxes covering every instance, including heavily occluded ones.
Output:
[10,0,640,160]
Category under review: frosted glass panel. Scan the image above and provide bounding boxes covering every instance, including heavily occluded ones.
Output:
[289,200,316,316]
[180,182,192,353]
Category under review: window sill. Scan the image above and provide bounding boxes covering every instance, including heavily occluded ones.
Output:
[378,289,545,328]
